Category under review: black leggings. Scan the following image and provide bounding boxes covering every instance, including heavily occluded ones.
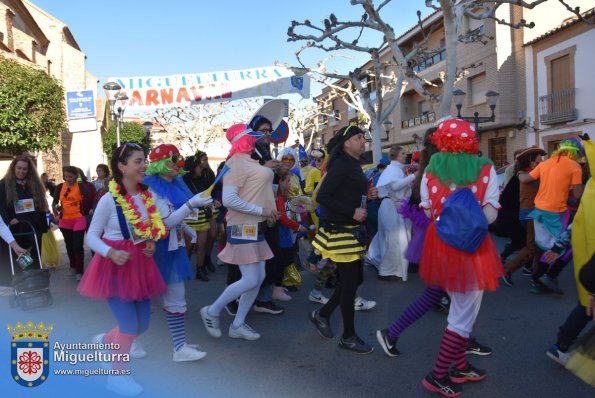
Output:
[319,259,363,339]
[60,228,85,274]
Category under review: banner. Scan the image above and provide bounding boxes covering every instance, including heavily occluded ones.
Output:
[108,66,310,110]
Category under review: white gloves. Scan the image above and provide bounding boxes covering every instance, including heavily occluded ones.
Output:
[189,194,213,208]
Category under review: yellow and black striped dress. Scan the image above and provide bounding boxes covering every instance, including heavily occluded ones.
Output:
[185,207,219,232]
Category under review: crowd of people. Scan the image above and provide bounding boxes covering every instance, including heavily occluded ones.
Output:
[1,106,593,397]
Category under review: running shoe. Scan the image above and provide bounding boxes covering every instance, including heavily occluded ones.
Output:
[421,373,462,397]
[253,301,284,315]
[376,329,400,357]
[354,296,376,311]
[308,309,333,339]
[449,363,487,383]
[546,344,570,366]
[308,291,329,304]
[466,339,492,356]
[338,334,374,354]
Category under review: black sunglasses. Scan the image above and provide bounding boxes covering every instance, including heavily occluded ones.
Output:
[118,142,143,158]
[63,187,71,198]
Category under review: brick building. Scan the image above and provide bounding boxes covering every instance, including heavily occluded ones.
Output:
[0,0,101,180]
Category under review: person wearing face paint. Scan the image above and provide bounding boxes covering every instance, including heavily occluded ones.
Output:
[78,143,168,396]
[0,155,50,281]
[143,144,213,362]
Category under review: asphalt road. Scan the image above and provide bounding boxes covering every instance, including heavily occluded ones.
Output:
[1,234,593,398]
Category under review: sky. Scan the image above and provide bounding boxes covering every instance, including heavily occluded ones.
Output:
[30,0,433,100]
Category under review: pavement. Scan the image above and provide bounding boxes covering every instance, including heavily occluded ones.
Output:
[1,231,594,398]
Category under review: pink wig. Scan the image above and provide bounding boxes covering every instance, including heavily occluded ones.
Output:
[226,123,259,158]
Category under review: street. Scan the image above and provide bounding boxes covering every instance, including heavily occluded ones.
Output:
[1,233,593,398]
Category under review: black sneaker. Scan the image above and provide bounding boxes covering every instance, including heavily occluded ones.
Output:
[225,300,238,316]
[466,338,492,356]
[253,301,284,315]
[308,309,333,339]
[449,363,487,383]
[434,296,450,314]
[338,334,374,354]
[521,264,533,276]
[376,329,400,357]
[539,276,564,295]
[196,267,209,281]
[421,373,462,397]
[501,272,513,287]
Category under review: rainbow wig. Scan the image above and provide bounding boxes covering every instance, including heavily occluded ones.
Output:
[552,138,584,160]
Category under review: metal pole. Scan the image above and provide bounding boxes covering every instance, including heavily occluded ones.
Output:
[116,114,121,147]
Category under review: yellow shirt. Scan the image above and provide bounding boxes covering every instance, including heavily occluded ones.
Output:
[305,168,321,195]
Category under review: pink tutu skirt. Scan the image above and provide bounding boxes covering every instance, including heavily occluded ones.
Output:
[419,223,503,292]
[78,239,167,301]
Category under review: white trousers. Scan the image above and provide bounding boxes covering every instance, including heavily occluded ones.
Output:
[161,281,186,314]
[446,290,484,338]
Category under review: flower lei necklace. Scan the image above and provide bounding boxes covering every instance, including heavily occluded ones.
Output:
[108,180,168,241]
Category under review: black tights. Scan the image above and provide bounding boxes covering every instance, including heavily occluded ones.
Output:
[319,259,363,339]
[60,228,85,274]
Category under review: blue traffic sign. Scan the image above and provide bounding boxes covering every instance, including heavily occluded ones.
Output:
[66,90,95,119]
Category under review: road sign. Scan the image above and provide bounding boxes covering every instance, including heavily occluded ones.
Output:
[270,120,289,144]
[66,90,95,120]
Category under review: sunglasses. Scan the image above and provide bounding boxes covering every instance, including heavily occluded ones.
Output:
[170,155,181,163]
[63,187,71,198]
[258,128,273,134]
[118,142,143,158]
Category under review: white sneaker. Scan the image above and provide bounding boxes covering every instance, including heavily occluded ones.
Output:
[309,291,329,304]
[129,339,147,359]
[200,306,221,338]
[76,273,83,281]
[106,375,143,396]
[228,323,261,340]
[92,333,112,369]
[272,286,292,301]
[173,344,207,362]
[354,297,376,311]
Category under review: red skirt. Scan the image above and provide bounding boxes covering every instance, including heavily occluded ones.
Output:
[419,223,503,292]
[78,239,167,301]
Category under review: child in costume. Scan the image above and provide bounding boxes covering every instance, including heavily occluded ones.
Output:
[78,143,168,396]
[143,144,213,362]
[418,118,502,397]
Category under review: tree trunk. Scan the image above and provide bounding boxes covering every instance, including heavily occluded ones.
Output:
[372,119,382,164]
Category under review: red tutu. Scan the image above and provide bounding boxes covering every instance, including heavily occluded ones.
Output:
[419,223,503,292]
[78,239,167,301]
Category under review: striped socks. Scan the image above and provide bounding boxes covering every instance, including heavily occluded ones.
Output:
[432,328,469,379]
[165,313,186,352]
[387,286,445,341]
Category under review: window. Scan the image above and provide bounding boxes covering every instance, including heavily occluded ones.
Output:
[489,137,507,168]
[468,17,484,35]
[331,99,340,124]
[469,73,487,105]
[417,100,431,116]
[550,54,571,94]
[547,140,561,155]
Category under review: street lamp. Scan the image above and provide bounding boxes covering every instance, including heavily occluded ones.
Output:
[142,121,153,157]
[103,82,129,147]
[382,119,393,142]
[453,89,500,133]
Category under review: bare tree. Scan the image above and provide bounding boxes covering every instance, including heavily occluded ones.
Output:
[288,0,592,162]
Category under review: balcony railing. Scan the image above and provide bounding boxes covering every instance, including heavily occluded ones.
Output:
[401,112,436,129]
[539,88,577,125]
[412,49,446,73]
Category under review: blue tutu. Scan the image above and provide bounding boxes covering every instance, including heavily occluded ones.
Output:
[153,239,192,283]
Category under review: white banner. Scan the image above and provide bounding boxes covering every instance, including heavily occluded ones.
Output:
[108,66,310,110]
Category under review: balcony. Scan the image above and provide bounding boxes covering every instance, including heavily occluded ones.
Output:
[401,112,436,129]
[412,49,446,73]
[539,88,578,125]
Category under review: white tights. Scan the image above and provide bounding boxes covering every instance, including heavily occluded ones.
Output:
[207,261,266,327]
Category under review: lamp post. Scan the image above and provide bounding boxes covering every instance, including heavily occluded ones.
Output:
[453,89,500,133]
[103,82,129,147]
[382,119,393,142]
[142,121,153,157]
